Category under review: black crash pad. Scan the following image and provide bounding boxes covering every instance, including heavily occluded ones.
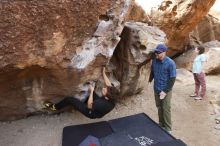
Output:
[108,113,174,145]
[62,121,112,146]
[62,113,187,146]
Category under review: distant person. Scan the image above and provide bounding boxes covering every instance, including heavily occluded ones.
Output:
[149,44,176,133]
[44,67,119,119]
[190,46,207,100]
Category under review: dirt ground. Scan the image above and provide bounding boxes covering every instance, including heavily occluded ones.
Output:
[0,75,220,146]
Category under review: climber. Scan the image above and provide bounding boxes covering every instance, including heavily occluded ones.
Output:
[43,67,119,119]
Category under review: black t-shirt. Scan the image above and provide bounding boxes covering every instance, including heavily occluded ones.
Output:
[92,92,115,118]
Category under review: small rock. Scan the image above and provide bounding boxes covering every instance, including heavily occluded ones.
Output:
[215,114,220,121]
[214,124,220,130]
[12,133,17,136]
[17,129,24,133]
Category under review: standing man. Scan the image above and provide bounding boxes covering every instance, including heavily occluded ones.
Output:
[149,44,176,133]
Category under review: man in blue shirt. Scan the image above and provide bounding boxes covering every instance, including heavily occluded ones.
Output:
[149,44,176,132]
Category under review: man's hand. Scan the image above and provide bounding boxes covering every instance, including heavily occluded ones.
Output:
[159,91,167,100]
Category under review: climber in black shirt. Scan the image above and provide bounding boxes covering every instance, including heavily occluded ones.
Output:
[44,67,119,119]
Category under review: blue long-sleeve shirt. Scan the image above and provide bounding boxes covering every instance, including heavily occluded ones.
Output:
[151,56,176,93]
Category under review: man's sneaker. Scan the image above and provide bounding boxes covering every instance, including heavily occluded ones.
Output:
[50,104,57,111]
[190,94,197,97]
[162,127,172,134]
[194,96,202,100]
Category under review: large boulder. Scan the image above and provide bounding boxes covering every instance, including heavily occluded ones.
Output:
[110,22,166,96]
[127,2,152,24]
[176,68,194,85]
[189,15,220,46]
[175,49,195,72]
[150,0,216,54]
[175,40,220,75]
[0,0,135,120]
[0,0,217,121]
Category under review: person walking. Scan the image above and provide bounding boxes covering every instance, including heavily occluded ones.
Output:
[149,44,176,132]
[190,46,207,100]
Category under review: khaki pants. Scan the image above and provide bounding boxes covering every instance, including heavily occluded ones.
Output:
[154,90,172,131]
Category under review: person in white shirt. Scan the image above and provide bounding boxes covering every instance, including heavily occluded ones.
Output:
[190,46,207,100]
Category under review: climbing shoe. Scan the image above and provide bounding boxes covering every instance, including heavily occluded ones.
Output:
[43,101,57,111]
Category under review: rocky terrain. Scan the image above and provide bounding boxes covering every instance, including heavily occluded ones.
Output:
[0,0,217,120]
[0,0,220,145]
[0,73,220,146]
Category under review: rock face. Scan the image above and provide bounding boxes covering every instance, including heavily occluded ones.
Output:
[127,2,152,24]
[150,0,216,53]
[175,41,220,75]
[189,15,220,46]
[0,0,134,120]
[0,0,217,121]
[110,22,166,96]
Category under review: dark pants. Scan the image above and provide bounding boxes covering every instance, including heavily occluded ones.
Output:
[154,91,172,131]
[55,97,96,119]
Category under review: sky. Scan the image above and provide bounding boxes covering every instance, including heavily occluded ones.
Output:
[135,0,220,13]
[135,0,163,13]
[210,0,220,12]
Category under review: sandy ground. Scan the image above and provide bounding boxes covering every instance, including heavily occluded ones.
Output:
[0,75,220,146]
